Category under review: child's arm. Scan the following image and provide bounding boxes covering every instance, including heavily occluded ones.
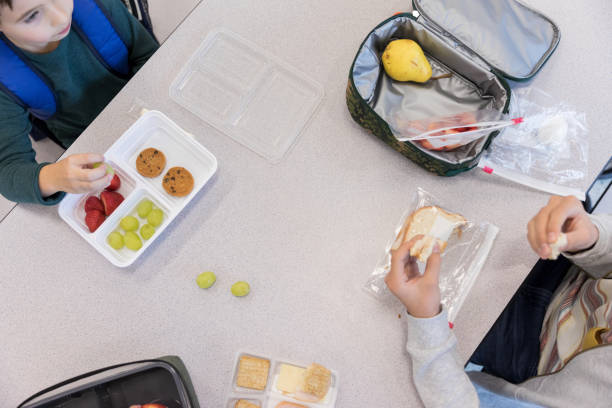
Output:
[386,237,479,407]
[0,100,59,204]
[100,0,159,75]
[0,97,111,204]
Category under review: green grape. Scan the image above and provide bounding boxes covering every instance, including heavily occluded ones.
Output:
[120,215,139,231]
[231,281,250,297]
[107,231,124,250]
[124,231,142,251]
[196,271,216,289]
[147,208,164,227]
[137,199,153,218]
[140,224,155,240]
[93,162,114,175]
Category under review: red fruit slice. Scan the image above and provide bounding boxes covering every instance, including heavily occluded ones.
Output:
[84,196,104,213]
[85,210,105,233]
[100,191,124,216]
[105,174,121,191]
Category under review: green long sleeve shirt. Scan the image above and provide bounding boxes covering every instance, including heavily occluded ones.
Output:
[0,0,158,205]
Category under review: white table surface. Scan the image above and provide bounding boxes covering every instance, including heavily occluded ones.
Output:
[2,0,611,407]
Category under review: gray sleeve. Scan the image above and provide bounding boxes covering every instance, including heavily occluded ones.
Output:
[563,214,612,279]
[405,309,478,408]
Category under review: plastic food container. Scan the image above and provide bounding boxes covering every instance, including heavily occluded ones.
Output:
[227,352,339,408]
[170,28,324,163]
[58,110,218,267]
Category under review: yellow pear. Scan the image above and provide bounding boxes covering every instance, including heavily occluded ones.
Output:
[382,39,432,83]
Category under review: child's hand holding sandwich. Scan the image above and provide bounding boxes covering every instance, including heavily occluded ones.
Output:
[385,234,442,318]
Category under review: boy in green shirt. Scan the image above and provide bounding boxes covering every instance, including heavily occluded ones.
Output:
[0,0,158,204]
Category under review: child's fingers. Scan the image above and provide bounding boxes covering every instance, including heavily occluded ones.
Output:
[423,243,441,285]
[85,174,113,191]
[546,197,582,242]
[69,153,105,166]
[77,166,108,181]
[396,234,425,256]
[388,235,424,284]
[533,206,552,256]
[526,220,540,255]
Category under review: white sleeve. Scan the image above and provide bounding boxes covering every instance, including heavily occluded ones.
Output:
[405,309,479,408]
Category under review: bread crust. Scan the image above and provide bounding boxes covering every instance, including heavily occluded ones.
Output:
[392,206,466,261]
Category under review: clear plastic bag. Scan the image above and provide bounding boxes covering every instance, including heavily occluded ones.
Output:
[479,87,589,199]
[365,188,499,323]
[390,108,505,151]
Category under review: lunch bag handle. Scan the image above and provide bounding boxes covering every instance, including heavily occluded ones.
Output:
[17,358,170,408]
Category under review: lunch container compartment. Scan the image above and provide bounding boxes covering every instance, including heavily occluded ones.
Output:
[226,397,265,408]
[69,161,136,235]
[18,357,200,408]
[346,0,560,175]
[231,352,273,395]
[58,110,218,267]
[227,352,339,408]
[170,28,325,163]
[268,360,338,408]
[94,189,171,266]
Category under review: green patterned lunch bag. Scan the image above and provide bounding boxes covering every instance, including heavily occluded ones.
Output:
[347,0,560,176]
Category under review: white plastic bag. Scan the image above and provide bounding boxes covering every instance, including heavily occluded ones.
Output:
[479,87,589,199]
[365,188,499,323]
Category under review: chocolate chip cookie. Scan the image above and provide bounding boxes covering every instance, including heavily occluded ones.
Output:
[136,148,166,178]
[162,167,194,197]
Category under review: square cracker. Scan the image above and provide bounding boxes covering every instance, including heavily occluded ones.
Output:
[297,363,331,400]
[234,399,260,408]
[236,355,270,390]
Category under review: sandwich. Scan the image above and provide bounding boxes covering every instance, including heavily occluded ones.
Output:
[392,206,467,262]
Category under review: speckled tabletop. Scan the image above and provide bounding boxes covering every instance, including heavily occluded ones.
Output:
[2,1,611,407]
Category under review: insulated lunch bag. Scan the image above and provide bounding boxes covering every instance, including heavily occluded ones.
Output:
[346,0,560,176]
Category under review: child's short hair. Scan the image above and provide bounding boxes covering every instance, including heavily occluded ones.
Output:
[0,0,13,9]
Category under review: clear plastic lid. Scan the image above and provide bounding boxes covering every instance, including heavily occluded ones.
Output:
[170,28,324,163]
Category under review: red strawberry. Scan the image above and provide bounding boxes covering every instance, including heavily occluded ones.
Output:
[85,210,105,233]
[100,191,124,216]
[105,174,121,191]
[84,196,104,213]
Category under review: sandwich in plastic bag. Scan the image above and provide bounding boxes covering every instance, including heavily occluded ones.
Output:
[366,188,499,323]
[479,87,589,199]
